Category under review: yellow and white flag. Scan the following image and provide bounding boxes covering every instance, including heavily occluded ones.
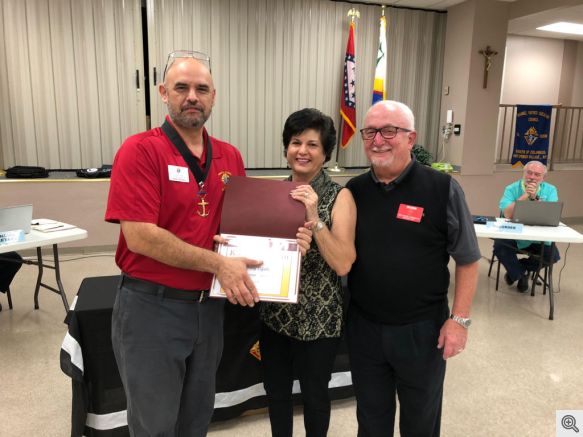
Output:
[372,15,387,104]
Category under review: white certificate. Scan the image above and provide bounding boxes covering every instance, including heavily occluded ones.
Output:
[210,233,301,303]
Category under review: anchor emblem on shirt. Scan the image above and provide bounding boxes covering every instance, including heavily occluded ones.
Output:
[197,196,209,217]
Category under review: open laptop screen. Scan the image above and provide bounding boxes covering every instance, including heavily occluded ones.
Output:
[512,201,563,226]
[0,204,33,234]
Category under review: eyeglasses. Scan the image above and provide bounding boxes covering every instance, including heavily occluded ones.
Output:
[163,50,211,81]
[360,125,412,141]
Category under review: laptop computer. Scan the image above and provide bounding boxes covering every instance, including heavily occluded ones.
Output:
[0,204,33,234]
[512,201,563,226]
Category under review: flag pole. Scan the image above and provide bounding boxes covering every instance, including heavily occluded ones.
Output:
[329,120,345,173]
[330,8,359,174]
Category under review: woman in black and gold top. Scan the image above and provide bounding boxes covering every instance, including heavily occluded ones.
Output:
[259,108,356,437]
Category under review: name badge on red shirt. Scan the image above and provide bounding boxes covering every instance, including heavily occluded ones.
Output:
[397,204,424,223]
[168,165,189,183]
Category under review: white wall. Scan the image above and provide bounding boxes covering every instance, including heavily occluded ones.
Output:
[501,35,565,104]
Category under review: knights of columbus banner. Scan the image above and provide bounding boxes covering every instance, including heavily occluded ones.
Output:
[512,104,552,167]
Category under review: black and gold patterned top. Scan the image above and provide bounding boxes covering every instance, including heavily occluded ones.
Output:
[259,170,344,341]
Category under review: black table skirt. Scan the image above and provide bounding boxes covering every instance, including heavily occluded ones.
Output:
[60,275,353,437]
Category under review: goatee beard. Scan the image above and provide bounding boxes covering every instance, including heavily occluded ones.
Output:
[167,105,209,130]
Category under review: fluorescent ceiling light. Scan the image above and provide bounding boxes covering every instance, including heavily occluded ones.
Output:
[537,22,583,36]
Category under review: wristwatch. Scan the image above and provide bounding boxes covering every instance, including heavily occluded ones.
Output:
[313,220,325,233]
[450,314,471,328]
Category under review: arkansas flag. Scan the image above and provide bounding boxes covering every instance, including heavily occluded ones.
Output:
[340,21,356,149]
[372,15,387,104]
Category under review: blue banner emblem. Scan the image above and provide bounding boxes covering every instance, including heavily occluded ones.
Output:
[510,105,553,168]
[512,105,552,167]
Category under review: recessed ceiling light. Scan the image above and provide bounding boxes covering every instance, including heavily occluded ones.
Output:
[537,22,583,36]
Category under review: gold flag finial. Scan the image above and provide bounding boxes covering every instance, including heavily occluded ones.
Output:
[347,8,360,22]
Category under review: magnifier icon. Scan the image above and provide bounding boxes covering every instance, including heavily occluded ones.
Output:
[562,415,580,433]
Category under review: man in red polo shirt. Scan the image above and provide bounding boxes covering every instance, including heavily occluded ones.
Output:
[106,51,310,436]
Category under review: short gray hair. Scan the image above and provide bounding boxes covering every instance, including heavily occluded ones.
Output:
[524,160,547,175]
[365,100,415,130]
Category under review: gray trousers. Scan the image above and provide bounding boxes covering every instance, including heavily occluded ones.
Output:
[112,280,225,437]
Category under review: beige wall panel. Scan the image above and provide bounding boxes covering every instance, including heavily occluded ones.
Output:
[145,0,160,123]
[226,0,249,158]
[0,0,144,169]
[208,0,229,140]
[0,3,13,169]
[3,0,38,165]
[1,0,444,170]
[573,42,583,107]
[49,0,83,168]
[111,0,146,157]
[501,35,563,105]
[132,0,147,136]
[384,8,445,154]
[145,0,445,169]
[261,0,286,166]
[247,0,267,167]
[71,0,103,167]
[93,0,123,162]
[439,0,473,166]
[26,0,60,168]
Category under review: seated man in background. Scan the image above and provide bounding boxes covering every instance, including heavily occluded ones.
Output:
[493,160,560,292]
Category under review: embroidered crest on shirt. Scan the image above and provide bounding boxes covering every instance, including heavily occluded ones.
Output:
[218,171,232,191]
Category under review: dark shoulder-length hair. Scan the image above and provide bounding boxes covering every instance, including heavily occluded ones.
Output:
[282,108,337,162]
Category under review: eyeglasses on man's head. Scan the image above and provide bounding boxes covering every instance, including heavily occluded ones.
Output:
[163,50,211,81]
[360,125,412,141]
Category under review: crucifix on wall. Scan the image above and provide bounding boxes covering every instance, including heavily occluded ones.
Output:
[479,46,498,89]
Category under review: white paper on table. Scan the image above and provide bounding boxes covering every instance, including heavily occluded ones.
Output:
[31,218,77,232]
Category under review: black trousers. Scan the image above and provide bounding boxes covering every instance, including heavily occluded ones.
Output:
[260,324,341,437]
[493,239,560,282]
[346,307,446,437]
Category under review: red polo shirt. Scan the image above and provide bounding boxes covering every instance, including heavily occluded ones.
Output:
[105,124,245,289]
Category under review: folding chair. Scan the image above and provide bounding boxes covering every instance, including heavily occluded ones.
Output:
[488,247,550,296]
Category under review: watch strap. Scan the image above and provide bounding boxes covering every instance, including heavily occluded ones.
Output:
[450,314,471,328]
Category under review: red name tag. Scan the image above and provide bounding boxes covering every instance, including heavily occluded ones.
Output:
[397,204,424,223]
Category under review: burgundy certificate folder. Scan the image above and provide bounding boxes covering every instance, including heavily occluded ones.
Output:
[211,176,305,303]
[220,176,305,238]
